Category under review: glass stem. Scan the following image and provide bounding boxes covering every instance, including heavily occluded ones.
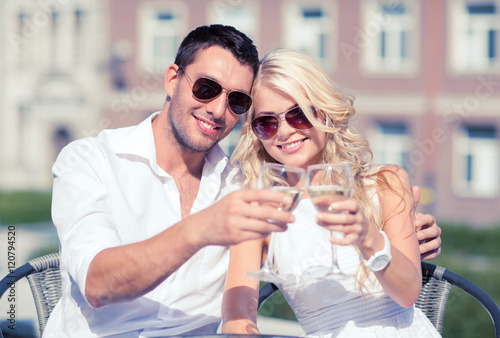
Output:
[330,230,340,271]
[263,232,276,270]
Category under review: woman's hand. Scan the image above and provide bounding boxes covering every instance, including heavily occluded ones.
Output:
[315,198,376,249]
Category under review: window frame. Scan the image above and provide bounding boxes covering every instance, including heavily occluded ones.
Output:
[447,0,500,75]
[281,0,337,72]
[367,121,412,170]
[451,124,500,198]
[206,0,259,46]
[137,1,188,73]
[359,0,420,77]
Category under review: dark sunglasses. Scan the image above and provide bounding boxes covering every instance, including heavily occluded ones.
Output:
[179,66,252,115]
[251,106,315,140]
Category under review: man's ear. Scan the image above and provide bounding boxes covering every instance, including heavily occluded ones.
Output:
[164,64,180,98]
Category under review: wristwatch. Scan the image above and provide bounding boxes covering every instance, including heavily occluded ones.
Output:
[362,230,392,272]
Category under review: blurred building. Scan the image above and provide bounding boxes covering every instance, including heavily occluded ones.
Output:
[0,0,108,189]
[0,0,499,226]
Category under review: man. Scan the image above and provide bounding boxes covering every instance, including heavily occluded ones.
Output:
[44,25,441,337]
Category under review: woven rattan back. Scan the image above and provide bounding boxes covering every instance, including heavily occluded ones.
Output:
[415,265,452,334]
[25,253,61,335]
[27,267,62,335]
[0,252,61,338]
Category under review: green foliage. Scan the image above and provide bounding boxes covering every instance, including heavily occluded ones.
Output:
[437,222,500,257]
[0,190,52,224]
[433,224,500,338]
[258,285,297,321]
[29,245,61,260]
[259,223,500,338]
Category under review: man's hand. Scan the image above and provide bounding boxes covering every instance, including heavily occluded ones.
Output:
[190,189,296,247]
[412,186,442,261]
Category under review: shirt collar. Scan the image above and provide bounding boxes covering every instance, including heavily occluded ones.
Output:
[204,143,229,175]
[112,112,158,159]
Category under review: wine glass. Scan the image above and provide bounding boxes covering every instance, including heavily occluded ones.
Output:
[247,163,306,283]
[306,163,354,277]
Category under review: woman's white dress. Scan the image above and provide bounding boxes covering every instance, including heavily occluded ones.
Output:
[270,199,441,337]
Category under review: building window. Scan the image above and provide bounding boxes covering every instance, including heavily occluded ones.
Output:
[282,1,335,70]
[74,9,85,63]
[138,2,187,73]
[452,125,499,197]
[207,1,258,43]
[361,0,419,75]
[449,1,500,73]
[368,122,411,170]
[52,127,72,159]
[16,12,28,66]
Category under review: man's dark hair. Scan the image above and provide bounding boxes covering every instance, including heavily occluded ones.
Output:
[174,24,259,78]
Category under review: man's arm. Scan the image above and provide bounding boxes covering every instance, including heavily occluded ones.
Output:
[53,140,295,308]
[412,186,442,261]
[85,189,295,308]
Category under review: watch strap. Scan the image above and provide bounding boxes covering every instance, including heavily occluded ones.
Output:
[362,230,392,272]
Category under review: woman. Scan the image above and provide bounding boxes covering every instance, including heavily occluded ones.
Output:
[221,48,441,337]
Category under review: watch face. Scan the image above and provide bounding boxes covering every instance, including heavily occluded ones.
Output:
[372,256,391,270]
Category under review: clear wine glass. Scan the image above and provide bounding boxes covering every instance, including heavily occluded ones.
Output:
[247,163,306,284]
[306,163,354,277]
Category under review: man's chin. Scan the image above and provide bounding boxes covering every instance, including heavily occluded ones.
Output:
[181,138,219,154]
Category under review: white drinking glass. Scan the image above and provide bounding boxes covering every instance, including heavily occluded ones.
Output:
[247,163,305,283]
[306,163,354,277]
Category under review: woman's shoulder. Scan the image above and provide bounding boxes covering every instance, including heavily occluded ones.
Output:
[373,165,412,198]
[362,164,408,183]
[376,165,410,182]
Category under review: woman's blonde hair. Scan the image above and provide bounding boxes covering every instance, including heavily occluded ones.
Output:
[230,48,403,289]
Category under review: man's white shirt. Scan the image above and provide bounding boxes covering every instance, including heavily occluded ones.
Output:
[44,113,240,337]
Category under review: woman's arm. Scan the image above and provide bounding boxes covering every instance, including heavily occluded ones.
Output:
[370,165,422,307]
[221,238,265,334]
[316,165,421,307]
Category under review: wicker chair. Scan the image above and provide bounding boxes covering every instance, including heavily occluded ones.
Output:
[2,255,499,337]
[418,262,500,336]
[0,252,61,338]
[258,261,500,337]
